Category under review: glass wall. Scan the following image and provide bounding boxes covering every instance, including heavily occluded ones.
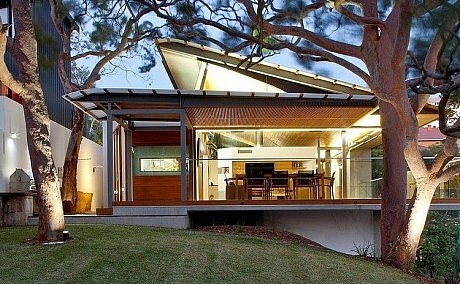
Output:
[194,128,351,200]
[191,129,460,201]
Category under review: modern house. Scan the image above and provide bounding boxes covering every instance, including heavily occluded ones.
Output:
[0,0,103,224]
[62,38,460,255]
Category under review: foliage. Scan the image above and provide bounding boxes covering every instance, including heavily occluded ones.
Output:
[71,61,90,87]
[53,0,165,214]
[59,0,459,268]
[416,211,459,278]
[421,143,446,167]
[34,25,59,71]
[351,241,376,258]
[0,224,419,284]
[420,144,445,158]
[84,117,103,145]
[409,2,459,72]
[371,146,383,180]
[63,0,159,85]
[163,1,208,45]
[407,1,460,135]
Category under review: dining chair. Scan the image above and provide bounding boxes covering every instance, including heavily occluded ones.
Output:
[323,172,335,199]
[270,170,290,199]
[294,170,318,199]
[245,175,268,199]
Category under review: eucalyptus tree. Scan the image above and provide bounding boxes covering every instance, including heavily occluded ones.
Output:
[139,0,460,269]
[0,0,64,242]
[48,0,160,213]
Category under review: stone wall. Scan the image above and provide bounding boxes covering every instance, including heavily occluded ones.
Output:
[0,193,34,226]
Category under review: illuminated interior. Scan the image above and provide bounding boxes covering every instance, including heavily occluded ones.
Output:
[64,39,441,203]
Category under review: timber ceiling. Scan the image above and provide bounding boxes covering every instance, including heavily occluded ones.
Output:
[215,130,340,148]
[186,105,373,129]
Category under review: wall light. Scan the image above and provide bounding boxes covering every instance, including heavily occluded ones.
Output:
[92,165,103,172]
[10,132,17,139]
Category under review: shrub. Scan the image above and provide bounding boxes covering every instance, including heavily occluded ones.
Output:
[416,211,458,278]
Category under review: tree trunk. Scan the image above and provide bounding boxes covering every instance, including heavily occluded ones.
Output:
[22,97,64,242]
[10,0,64,242]
[396,181,438,270]
[379,101,408,263]
[60,107,84,214]
[48,0,87,214]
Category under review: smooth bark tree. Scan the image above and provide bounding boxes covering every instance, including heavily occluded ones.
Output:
[0,0,64,242]
[139,0,460,269]
[48,0,157,213]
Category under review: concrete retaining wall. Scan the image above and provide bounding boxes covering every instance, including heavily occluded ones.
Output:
[264,209,381,256]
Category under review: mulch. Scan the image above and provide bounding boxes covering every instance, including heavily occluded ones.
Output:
[195,225,324,248]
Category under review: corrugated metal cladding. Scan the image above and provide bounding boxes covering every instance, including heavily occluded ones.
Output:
[31,0,73,129]
[0,0,10,9]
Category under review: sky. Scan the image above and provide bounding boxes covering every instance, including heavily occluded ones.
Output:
[91,4,370,91]
[2,4,367,91]
[95,60,173,89]
[94,47,368,91]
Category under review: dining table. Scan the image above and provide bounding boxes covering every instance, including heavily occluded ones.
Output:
[233,173,332,200]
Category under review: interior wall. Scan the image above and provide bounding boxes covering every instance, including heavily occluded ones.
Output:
[217,146,318,177]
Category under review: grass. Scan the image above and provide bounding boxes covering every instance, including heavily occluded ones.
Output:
[0,224,419,284]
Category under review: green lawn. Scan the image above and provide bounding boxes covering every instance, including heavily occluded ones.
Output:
[0,224,418,283]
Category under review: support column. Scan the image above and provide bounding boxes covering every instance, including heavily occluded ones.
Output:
[190,129,196,201]
[125,123,133,201]
[180,110,187,201]
[316,137,321,173]
[341,130,348,196]
[256,131,263,147]
[106,103,114,207]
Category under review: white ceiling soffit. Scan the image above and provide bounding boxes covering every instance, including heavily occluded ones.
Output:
[133,121,180,127]
[161,49,285,92]
[156,38,372,95]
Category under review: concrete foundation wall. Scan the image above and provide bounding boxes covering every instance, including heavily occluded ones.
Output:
[264,210,381,256]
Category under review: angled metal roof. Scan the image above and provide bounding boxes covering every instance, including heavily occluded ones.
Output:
[156,38,372,95]
[63,88,378,129]
[63,38,437,133]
